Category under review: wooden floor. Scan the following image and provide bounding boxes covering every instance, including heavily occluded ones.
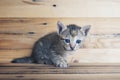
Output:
[0,63,120,80]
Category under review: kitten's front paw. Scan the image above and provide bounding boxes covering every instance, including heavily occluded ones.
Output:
[55,60,68,68]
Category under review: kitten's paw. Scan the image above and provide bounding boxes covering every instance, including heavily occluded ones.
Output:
[55,60,68,68]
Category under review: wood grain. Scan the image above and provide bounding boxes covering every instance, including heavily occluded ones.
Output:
[0,49,120,63]
[0,0,120,17]
[0,18,120,49]
[0,63,120,80]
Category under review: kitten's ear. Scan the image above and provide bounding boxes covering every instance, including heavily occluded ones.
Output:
[82,25,91,36]
[57,21,66,34]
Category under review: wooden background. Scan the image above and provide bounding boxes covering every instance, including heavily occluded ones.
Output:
[0,18,120,63]
[0,0,120,63]
[0,0,120,17]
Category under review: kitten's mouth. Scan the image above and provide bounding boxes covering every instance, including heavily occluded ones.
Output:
[63,47,75,51]
[66,49,75,51]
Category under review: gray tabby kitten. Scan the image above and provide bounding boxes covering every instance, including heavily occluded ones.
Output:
[12,21,91,68]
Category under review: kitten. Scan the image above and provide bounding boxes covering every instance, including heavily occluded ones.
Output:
[12,21,91,68]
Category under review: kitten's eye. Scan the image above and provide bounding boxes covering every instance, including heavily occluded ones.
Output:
[76,40,81,44]
[64,39,70,43]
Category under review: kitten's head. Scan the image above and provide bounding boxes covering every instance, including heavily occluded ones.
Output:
[57,21,91,51]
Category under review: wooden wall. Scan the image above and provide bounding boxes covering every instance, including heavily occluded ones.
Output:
[0,0,120,17]
[0,18,120,63]
[0,0,120,63]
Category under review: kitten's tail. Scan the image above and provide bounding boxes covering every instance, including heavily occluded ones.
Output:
[11,57,34,63]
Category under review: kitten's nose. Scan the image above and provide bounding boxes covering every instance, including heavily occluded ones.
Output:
[70,46,74,50]
[70,45,75,50]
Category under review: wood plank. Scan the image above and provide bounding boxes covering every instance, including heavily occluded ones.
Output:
[0,50,31,63]
[0,35,120,49]
[0,18,120,34]
[0,49,120,63]
[1,63,120,67]
[0,64,120,80]
[0,0,120,17]
[0,74,120,80]
[1,68,120,74]
[1,64,120,73]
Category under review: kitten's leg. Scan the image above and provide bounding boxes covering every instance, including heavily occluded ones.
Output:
[34,54,53,65]
[50,53,68,68]
[36,59,53,65]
